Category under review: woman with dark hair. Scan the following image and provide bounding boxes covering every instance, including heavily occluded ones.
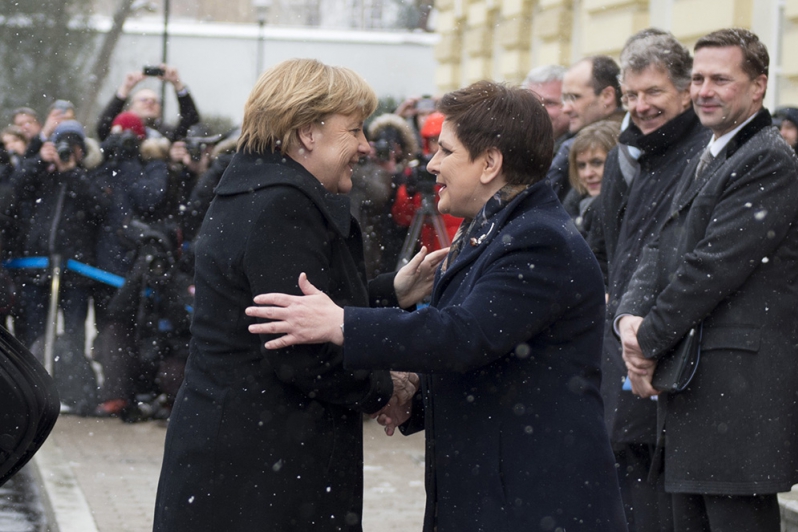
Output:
[247,81,627,531]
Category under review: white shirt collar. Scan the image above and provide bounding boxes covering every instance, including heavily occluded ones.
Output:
[707,112,758,157]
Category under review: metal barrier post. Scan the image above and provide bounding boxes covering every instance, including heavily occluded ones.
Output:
[43,254,61,376]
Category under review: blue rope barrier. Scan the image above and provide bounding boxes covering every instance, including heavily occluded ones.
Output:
[65,259,126,288]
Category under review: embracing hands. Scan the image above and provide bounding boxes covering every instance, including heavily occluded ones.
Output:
[372,372,419,436]
[619,315,659,399]
[246,272,344,348]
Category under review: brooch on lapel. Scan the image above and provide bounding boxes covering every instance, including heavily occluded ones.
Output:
[469,223,495,247]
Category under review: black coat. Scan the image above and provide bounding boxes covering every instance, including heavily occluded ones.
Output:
[344,182,627,531]
[153,151,393,531]
[596,108,709,444]
[618,110,798,494]
[13,160,106,286]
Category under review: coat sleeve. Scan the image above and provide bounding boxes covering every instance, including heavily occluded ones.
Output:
[343,222,599,373]
[244,187,393,414]
[634,143,798,358]
[170,91,200,141]
[96,95,127,141]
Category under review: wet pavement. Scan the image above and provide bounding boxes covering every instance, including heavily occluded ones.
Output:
[7,412,798,531]
[0,467,47,532]
[18,414,425,532]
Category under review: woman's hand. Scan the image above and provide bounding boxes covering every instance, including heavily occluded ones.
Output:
[246,273,344,348]
[394,246,449,308]
[372,372,419,436]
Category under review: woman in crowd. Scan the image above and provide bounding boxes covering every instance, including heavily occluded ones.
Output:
[247,81,627,531]
[563,119,620,238]
[153,58,443,531]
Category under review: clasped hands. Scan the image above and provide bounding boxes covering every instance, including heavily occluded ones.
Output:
[618,315,660,399]
[245,246,446,435]
[374,371,419,436]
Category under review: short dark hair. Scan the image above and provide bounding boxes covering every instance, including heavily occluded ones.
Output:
[587,56,622,108]
[437,81,553,185]
[694,28,769,80]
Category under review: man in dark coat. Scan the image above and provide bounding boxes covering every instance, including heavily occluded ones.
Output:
[592,30,710,532]
[96,64,199,142]
[618,29,798,531]
[12,120,106,350]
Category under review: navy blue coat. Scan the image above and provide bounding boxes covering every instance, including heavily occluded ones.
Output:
[345,182,627,531]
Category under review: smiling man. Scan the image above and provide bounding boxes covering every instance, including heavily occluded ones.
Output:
[617,28,798,532]
[592,28,710,532]
[545,56,623,201]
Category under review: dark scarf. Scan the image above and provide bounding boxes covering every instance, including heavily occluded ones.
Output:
[441,184,527,272]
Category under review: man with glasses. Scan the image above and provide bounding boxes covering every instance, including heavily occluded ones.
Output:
[96,63,200,142]
[546,56,624,201]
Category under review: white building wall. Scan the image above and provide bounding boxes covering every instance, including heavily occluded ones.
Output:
[94,17,438,125]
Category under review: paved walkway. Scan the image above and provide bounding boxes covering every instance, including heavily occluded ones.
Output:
[32,415,426,532]
[28,414,798,531]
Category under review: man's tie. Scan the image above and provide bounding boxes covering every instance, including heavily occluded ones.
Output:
[695,146,714,179]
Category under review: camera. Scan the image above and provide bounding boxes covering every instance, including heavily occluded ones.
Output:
[143,65,165,77]
[374,138,391,162]
[53,133,84,163]
[416,98,435,113]
[101,130,141,161]
[406,153,436,195]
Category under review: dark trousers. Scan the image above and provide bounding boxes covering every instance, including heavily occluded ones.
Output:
[19,282,89,351]
[92,284,137,403]
[615,443,674,532]
[671,493,780,532]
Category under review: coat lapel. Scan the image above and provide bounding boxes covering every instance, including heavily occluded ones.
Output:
[671,109,773,213]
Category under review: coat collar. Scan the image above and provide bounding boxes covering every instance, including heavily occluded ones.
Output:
[620,107,703,158]
[215,150,352,237]
[434,181,558,295]
[672,108,773,211]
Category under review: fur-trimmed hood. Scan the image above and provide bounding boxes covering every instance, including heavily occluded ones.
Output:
[367,113,419,162]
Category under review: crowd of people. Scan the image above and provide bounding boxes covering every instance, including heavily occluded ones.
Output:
[0,64,232,418]
[3,23,798,532]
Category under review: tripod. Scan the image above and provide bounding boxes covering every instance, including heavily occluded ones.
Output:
[395,187,451,269]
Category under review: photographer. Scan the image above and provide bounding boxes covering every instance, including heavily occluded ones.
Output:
[389,112,461,264]
[91,112,169,416]
[350,113,418,277]
[181,129,239,243]
[102,220,193,421]
[158,123,218,226]
[96,64,200,142]
[12,120,106,350]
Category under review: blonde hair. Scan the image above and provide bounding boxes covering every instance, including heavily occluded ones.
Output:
[568,120,620,195]
[238,58,378,154]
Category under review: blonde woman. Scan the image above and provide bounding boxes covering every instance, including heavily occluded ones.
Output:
[153,59,443,531]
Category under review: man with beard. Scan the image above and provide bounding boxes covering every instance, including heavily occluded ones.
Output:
[594,29,710,532]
